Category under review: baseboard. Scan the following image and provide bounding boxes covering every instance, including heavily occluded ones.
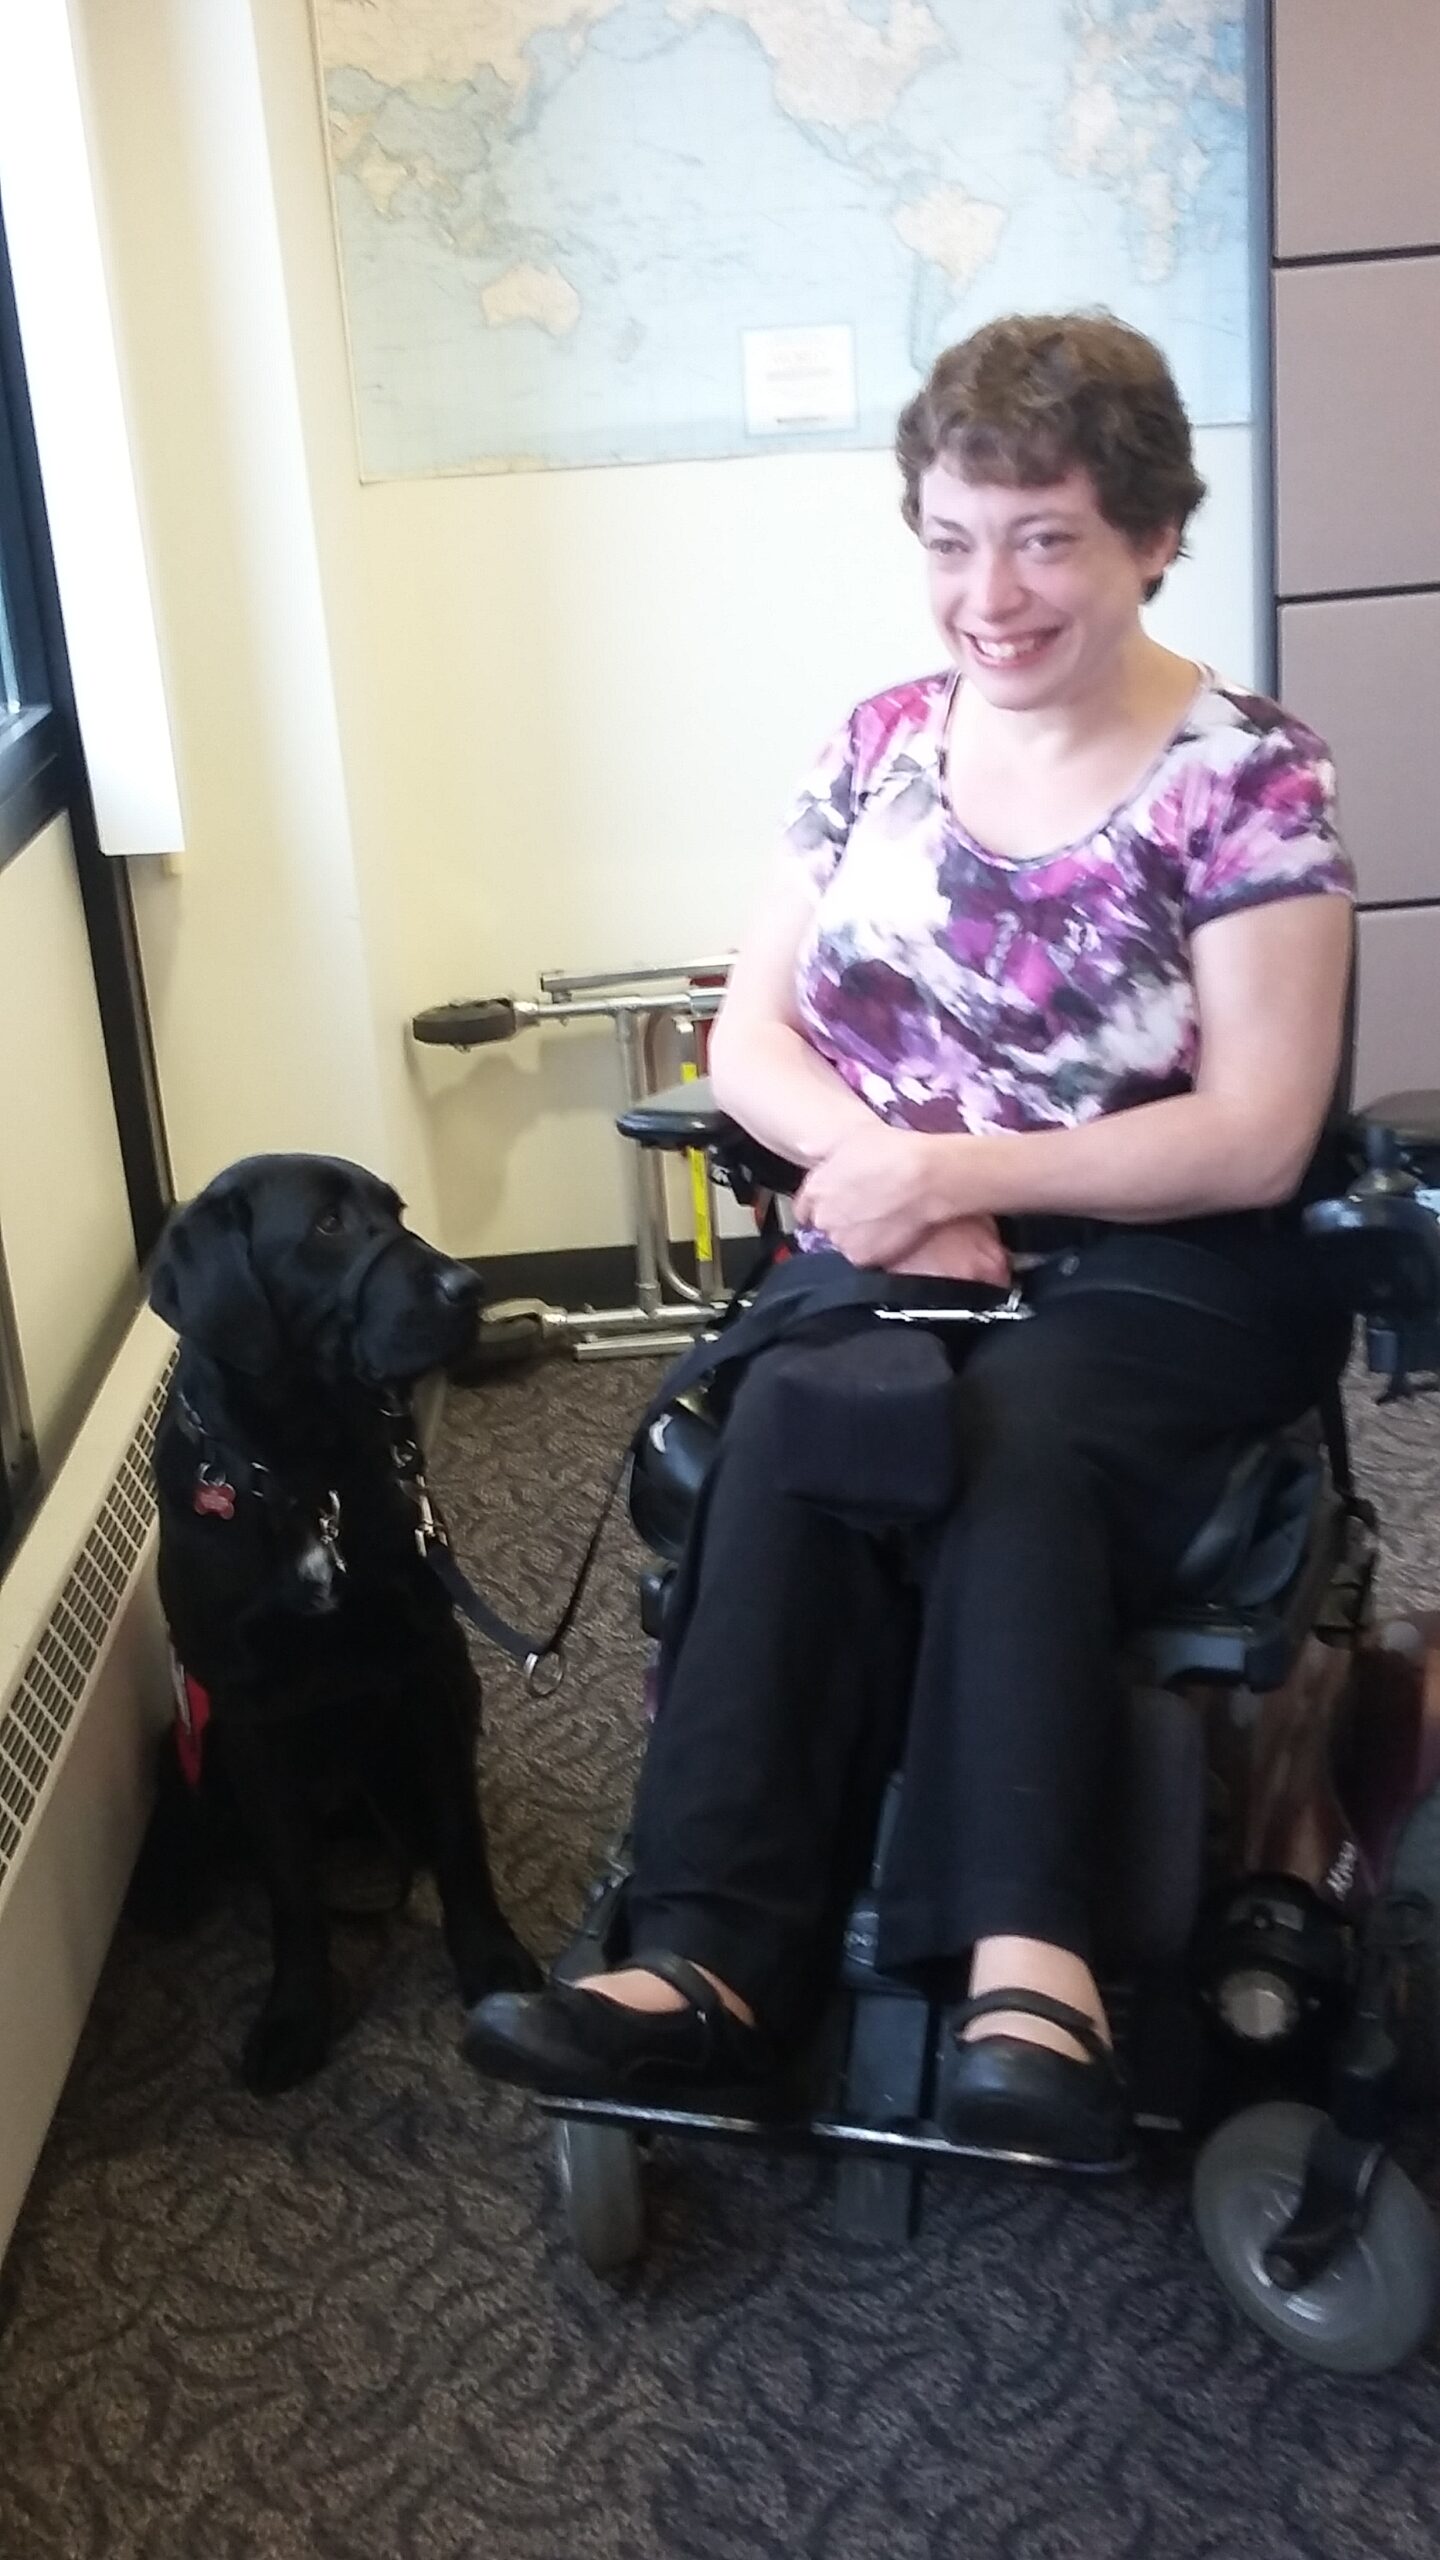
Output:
[467,1240,754,1311]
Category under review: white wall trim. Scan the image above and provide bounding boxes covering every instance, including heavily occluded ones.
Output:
[0,0,183,857]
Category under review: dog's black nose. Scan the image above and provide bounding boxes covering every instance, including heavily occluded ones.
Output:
[436,1261,482,1308]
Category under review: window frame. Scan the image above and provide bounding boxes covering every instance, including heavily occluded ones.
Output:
[0,185,171,1564]
[0,204,64,870]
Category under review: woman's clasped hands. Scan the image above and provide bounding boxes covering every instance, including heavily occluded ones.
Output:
[795,1121,1011,1284]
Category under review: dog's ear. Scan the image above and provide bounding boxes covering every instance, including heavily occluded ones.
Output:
[148,1192,282,1376]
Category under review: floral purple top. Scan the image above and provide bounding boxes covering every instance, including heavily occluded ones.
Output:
[784,671,1353,1143]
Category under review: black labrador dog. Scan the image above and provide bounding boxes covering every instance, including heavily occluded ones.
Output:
[143,1152,539,2093]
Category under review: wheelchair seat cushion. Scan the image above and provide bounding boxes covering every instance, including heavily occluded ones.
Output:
[771,1327,959,1524]
[624,1252,1016,1558]
[628,1326,962,1552]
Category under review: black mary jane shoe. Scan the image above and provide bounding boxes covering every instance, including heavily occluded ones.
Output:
[461,1951,775,2109]
[935,1988,1131,2170]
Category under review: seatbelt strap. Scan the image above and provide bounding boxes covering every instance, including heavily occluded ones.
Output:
[1026,1230,1298,1334]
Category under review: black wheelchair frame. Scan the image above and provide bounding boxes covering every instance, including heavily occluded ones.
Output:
[536,1082,1440,2375]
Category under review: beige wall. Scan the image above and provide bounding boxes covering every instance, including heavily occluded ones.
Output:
[78,0,399,1214]
[76,0,1262,1262]
[0,819,136,1468]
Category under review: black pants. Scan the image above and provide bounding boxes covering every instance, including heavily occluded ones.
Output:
[626,1262,1346,2033]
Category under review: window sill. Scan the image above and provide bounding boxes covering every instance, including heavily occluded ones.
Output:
[0,702,64,870]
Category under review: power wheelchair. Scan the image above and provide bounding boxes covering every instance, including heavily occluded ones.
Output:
[532,1081,1440,2375]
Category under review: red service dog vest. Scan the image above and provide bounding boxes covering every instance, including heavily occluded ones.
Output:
[169,1645,212,1789]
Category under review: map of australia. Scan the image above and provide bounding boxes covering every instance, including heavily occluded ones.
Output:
[313,0,1251,479]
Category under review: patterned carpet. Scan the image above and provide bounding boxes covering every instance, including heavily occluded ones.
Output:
[2,1355,1440,2560]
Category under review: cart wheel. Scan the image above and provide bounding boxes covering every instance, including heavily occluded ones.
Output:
[411,998,519,1046]
[553,2119,645,2275]
[1193,2101,1440,2373]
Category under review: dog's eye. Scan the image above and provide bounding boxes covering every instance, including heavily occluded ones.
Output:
[313,1208,344,1237]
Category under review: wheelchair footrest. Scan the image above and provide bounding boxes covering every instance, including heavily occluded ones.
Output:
[840,1985,933,2130]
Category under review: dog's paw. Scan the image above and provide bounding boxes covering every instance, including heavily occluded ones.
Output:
[240,1995,334,2095]
[453,1929,543,2007]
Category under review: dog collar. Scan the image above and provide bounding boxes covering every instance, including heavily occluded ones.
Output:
[174,1388,345,1577]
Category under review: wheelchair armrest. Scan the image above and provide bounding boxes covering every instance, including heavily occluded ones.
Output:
[616,1075,730,1151]
[1305,1194,1440,1259]
[616,1076,802,1197]
[1304,1196,1440,1314]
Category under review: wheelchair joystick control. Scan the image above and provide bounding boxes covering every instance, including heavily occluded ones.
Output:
[1355,1124,1419,1199]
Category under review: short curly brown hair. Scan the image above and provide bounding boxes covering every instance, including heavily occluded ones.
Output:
[896,312,1206,600]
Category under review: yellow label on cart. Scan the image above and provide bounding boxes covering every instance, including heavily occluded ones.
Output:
[681,1060,714,1266]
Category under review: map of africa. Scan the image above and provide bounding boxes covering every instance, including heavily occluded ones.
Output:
[312,0,1251,480]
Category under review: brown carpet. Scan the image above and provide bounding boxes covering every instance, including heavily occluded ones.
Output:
[1,1356,1439,2560]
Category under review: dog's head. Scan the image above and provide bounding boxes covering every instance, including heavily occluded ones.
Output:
[148,1154,481,1386]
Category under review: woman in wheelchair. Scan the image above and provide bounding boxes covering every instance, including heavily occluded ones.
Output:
[466,312,1356,2168]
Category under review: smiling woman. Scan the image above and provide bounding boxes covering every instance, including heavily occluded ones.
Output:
[464,310,1358,2174]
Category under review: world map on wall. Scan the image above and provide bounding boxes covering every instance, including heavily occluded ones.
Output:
[311,0,1252,480]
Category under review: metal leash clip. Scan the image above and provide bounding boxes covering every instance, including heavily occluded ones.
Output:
[318,1490,346,1573]
[412,1478,445,1559]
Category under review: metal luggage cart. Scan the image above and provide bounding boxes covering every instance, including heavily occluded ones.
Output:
[411,958,741,1363]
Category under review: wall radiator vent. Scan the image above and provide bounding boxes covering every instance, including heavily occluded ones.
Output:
[0,1310,175,2265]
[0,1372,167,1892]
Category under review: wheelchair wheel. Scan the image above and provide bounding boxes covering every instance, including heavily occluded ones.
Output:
[552,2119,645,2275]
[1193,2102,1440,2373]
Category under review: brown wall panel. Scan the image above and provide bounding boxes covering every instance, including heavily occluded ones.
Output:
[1274,260,1440,598]
[1355,907,1440,1102]
[1273,0,1440,259]
[1279,593,1440,905]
